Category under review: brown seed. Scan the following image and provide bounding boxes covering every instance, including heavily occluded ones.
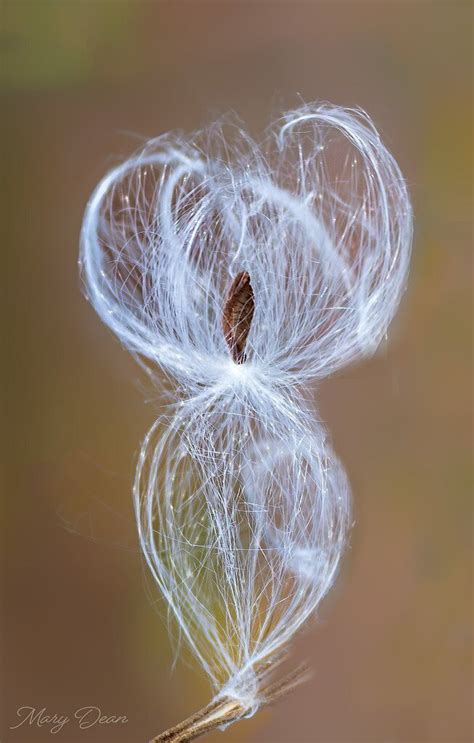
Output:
[222,271,255,364]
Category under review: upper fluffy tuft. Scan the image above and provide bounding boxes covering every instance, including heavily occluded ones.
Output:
[80,104,412,398]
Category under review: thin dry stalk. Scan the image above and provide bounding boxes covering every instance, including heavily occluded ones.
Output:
[150,665,309,743]
[150,698,245,743]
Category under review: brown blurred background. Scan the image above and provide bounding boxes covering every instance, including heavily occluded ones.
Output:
[2,2,472,742]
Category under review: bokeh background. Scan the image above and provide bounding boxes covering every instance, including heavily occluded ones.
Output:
[2,2,472,742]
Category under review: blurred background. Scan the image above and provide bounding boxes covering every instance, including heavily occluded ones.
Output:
[2,2,472,742]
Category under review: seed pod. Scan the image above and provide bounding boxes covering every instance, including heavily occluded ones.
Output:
[222,271,255,364]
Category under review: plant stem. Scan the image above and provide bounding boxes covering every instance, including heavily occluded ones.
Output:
[150,698,245,743]
[150,664,309,743]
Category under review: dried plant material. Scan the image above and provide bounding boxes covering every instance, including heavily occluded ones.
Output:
[222,271,254,364]
[80,103,412,741]
[151,665,309,742]
[151,698,245,743]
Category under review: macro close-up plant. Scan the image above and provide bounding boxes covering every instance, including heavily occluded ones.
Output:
[80,103,412,742]
[3,3,472,743]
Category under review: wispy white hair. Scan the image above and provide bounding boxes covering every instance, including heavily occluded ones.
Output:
[135,405,349,711]
[80,104,412,717]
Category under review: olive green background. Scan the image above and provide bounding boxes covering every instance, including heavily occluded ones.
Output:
[2,2,472,742]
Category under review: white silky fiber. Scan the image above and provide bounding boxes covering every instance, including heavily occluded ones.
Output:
[80,104,412,718]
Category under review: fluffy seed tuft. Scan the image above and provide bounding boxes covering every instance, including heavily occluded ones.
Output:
[80,103,412,721]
